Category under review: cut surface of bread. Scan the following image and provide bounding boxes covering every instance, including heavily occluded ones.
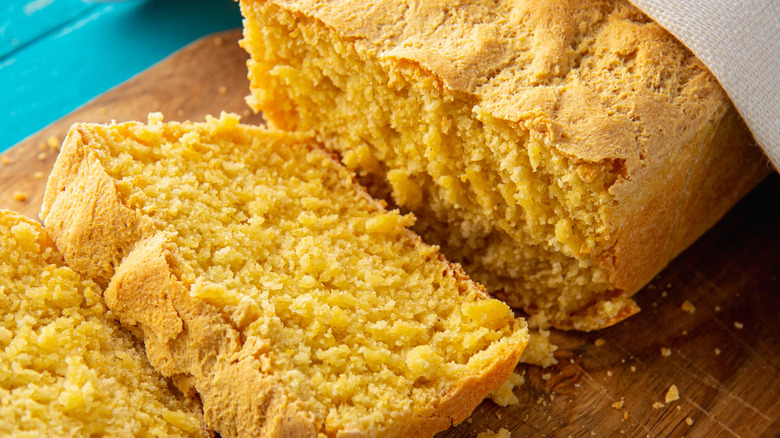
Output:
[0,210,207,437]
[239,0,768,330]
[41,113,529,438]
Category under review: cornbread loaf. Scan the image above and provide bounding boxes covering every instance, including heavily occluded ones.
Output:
[239,0,769,330]
[41,113,529,438]
[0,211,207,437]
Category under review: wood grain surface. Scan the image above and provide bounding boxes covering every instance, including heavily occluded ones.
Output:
[2,30,778,438]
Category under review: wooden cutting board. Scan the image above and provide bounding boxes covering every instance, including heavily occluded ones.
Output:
[2,30,778,438]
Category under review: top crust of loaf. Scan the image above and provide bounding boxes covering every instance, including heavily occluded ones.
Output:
[257,0,725,173]
[41,114,528,437]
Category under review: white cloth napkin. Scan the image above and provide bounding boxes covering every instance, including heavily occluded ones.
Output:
[629,0,780,171]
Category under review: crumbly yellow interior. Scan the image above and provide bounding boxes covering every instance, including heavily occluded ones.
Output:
[241,2,618,326]
[89,113,525,433]
[0,213,205,437]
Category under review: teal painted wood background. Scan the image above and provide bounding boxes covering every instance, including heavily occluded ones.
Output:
[1,0,242,152]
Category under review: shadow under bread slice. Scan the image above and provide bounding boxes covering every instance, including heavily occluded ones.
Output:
[41,113,529,438]
[0,210,208,437]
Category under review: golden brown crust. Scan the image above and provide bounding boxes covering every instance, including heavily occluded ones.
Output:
[41,120,528,437]
[246,0,768,330]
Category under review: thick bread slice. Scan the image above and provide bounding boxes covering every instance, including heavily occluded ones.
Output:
[41,113,529,438]
[239,0,769,330]
[0,210,208,437]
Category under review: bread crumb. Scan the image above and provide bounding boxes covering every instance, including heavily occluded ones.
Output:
[714,306,721,312]
[594,338,606,347]
[630,366,637,372]
[607,370,613,377]
[46,135,59,149]
[476,428,511,438]
[1,156,10,165]
[661,348,672,357]
[34,172,44,180]
[541,373,551,381]
[214,36,224,46]
[652,402,665,409]
[661,291,667,297]
[623,411,629,421]
[714,348,721,355]
[37,152,47,160]
[13,191,27,202]
[733,321,744,329]
[611,400,624,409]
[218,86,228,95]
[520,328,558,367]
[665,385,680,403]
[685,417,694,426]
[681,300,695,313]
[467,418,472,424]
[39,142,47,150]
[488,371,524,406]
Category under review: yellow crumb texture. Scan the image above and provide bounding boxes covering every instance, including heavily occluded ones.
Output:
[0,212,206,437]
[41,113,528,438]
[519,329,558,367]
[239,0,766,330]
[477,428,511,438]
[488,371,525,407]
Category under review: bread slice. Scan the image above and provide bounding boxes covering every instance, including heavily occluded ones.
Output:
[239,0,769,330]
[0,211,207,437]
[41,113,529,438]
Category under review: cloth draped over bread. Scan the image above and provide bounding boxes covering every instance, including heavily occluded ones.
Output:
[629,0,780,171]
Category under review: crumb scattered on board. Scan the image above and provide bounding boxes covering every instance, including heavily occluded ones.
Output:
[476,428,511,438]
[652,402,665,409]
[714,348,721,355]
[665,385,680,403]
[488,371,525,406]
[2,156,11,165]
[611,400,624,409]
[13,191,27,202]
[681,300,696,313]
[594,338,606,347]
[661,347,672,357]
[734,321,744,329]
[218,85,228,94]
[686,417,694,426]
[519,327,558,367]
[46,135,59,149]
[34,172,44,180]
